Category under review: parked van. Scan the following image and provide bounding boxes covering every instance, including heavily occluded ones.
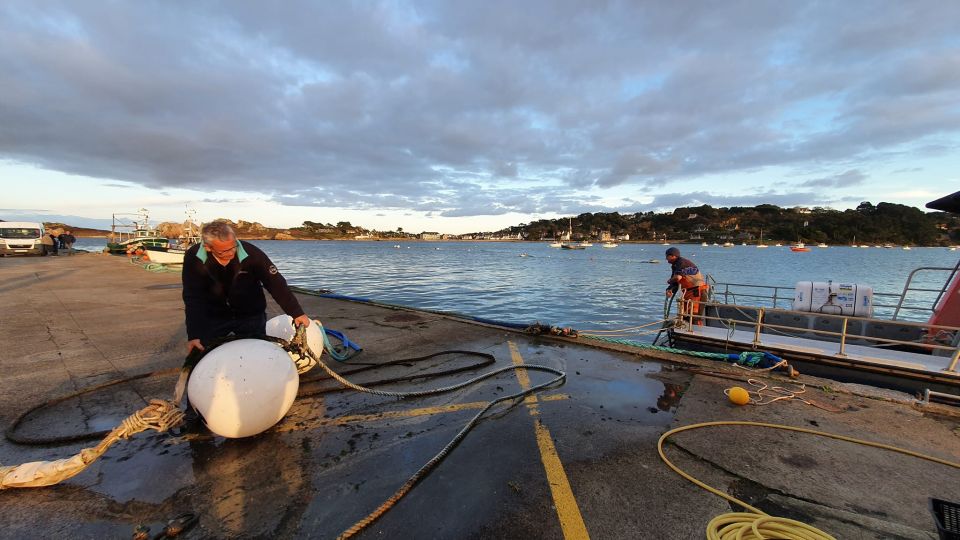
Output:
[0,222,46,256]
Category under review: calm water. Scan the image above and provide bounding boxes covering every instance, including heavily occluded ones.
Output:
[74,239,958,330]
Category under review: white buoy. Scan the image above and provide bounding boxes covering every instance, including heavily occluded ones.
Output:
[187,339,299,438]
[265,314,324,373]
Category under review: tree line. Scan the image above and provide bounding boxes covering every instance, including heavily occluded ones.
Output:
[488,202,959,246]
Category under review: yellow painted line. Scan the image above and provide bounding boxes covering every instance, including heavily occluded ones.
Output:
[508,341,590,540]
[273,394,570,433]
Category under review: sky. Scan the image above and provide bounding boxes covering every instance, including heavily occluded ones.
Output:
[0,1,958,234]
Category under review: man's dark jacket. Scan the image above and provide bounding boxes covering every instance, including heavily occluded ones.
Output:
[182,240,304,340]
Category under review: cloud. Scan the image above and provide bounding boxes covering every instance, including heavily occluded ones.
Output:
[640,190,843,211]
[0,1,956,218]
[799,169,867,188]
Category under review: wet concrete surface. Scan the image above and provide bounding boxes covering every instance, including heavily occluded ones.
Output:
[1,254,959,539]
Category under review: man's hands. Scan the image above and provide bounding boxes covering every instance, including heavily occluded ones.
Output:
[186,315,311,354]
[186,339,205,354]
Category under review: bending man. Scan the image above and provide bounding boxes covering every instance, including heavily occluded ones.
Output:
[664,247,709,324]
[182,221,310,353]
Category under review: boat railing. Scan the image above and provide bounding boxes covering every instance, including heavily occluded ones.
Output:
[892,261,960,320]
[706,277,946,322]
[672,297,960,373]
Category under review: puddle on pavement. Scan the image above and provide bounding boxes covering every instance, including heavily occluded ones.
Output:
[4,337,695,537]
[518,341,690,426]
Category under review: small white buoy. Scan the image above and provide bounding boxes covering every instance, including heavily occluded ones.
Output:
[187,339,299,438]
[265,315,324,373]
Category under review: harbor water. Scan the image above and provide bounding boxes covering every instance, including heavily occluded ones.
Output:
[74,239,958,330]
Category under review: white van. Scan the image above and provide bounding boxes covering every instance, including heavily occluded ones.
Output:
[0,222,46,256]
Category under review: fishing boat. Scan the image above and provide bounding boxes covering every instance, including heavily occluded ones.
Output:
[141,209,202,265]
[790,239,811,252]
[105,209,169,254]
[662,190,960,398]
[141,246,185,264]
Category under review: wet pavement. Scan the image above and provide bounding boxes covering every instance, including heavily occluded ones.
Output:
[1,253,959,539]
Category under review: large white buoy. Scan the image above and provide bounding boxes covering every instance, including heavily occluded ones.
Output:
[187,339,299,438]
[265,314,324,373]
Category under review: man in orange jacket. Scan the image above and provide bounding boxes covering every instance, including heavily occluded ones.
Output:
[665,247,709,324]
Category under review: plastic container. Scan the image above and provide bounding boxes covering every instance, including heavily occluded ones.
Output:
[931,498,960,540]
[792,281,873,317]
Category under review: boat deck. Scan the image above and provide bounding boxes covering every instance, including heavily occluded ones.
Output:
[1,254,958,539]
[676,324,956,373]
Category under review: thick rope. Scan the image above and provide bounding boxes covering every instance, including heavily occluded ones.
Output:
[1,400,183,489]
[658,421,960,539]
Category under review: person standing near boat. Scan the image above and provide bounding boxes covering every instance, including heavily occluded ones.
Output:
[182,221,311,354]
[664,247,708,324]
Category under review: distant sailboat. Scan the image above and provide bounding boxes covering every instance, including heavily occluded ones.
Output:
[757,228,768,248]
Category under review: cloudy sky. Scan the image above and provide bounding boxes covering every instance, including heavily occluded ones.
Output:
[1,1,957,233]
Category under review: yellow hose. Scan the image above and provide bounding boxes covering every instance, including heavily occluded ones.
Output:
[658,420,960,539]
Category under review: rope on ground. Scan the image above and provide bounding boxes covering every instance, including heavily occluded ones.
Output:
[286,326,566,540]
[725,378,843,413]
[1,400,183,489]
[658,421,960,540]
[578,319,670,334]
[127,255,181,273]
[582,335,790,372]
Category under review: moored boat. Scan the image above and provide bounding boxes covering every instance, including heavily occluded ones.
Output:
[663,190,960,398]
[142,246,186,264]
[105,209,169,254]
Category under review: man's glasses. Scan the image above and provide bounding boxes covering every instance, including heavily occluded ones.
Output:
[206,243,238,257]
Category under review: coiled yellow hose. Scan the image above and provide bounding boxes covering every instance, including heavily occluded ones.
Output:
[658,421,960,539]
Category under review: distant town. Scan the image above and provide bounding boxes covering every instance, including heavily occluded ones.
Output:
[18,200,960,247]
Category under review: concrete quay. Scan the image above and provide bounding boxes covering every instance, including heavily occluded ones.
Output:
[1,253,958,539]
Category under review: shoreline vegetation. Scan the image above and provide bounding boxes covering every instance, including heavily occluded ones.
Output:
[19,200,960,247]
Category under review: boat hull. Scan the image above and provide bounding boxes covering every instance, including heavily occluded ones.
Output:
[142,246,185,264]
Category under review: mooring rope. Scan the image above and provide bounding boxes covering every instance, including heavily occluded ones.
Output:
[581,334,788,371]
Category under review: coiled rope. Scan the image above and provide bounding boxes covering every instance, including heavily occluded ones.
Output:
[658,421,960,539]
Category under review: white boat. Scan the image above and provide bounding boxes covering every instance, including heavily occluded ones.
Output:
[701,242,708,247]
[817,243,828,248]
[578,241,593,247]
[903,246,912,250]
[601,241,618,248]
[142,245,185,264]
[756,228,768,248]
[722,242,734,248]
[548,241,562,248]
[664,189,960,398]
